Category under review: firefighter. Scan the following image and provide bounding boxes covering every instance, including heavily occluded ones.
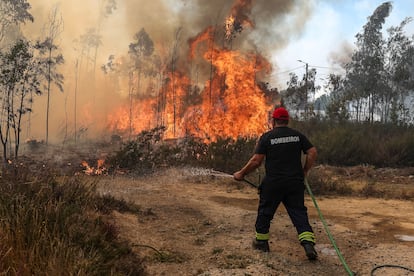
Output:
[233,107,318,260]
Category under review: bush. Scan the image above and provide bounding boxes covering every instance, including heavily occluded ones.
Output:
[0,167,145,275]
[307,170,353,196]
[107,126,166,174]
[292,120,414,167]
[106,121,414,178]
[106,127,259,175]
[202,136,258,174]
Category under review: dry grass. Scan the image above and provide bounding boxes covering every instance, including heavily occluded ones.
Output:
[0,167,145,276]
[310,165,414,200]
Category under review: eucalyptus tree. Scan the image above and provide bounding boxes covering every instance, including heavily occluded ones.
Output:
[127,28,155,138]
[324,73,349,122]
[129,28,155,95]
[77,28,102,75]
[283,68,318,119]
[37,4,64,144]
[344,2,392,122]
[169,27,181,137]
[343,2,414,124]
[0,39,41,162]
[94,0,117,75]
[385,18,414,124]
[0,0,33,44]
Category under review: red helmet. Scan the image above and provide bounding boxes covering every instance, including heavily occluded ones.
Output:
[272,107,289,120]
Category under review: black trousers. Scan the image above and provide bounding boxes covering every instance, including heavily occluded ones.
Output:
[255,179,314,239]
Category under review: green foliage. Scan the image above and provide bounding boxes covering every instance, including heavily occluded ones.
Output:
[0,168,145,275]
[292,120,414,167]
[326,2,414,125]
[0,38,52,161]
[107,126,165,174]
[202,136,258,174]
[283,68,319,119]
[0,0,33,43]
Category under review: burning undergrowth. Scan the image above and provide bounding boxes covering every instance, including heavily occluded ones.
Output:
[9,126,257,182]
[81,159,107,175]
[102,126,257,176]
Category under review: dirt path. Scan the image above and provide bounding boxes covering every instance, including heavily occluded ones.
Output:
[97,168,414,276]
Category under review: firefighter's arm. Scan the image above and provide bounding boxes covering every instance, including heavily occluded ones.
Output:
[233,154,265,181]
[303,146,317,176]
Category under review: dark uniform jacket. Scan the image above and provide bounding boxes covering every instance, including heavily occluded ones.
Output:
[255,126,313,185]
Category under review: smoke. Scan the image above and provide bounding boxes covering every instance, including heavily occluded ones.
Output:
[328,41,353,67]
[18,0,315,143]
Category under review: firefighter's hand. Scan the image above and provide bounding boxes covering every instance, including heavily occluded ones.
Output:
[233,171,244,181]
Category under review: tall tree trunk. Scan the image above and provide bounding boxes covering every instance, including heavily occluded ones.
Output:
[171,28,182,138]
[46,47,52,144]
[128,71,134,140]
[14,88,26,160]
[74,60,79,143]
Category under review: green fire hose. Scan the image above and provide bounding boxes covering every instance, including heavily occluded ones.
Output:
[304,178,414,276]
[304,178,355,276]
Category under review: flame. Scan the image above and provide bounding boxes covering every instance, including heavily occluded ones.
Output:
[225,0,254,41]
[107,95,158,135]
[107,71,190,139]
[189,26,214,60]
[81,159,107,175]
[106,0,275,142]
[184,46,271,140]
[225,15,236,41]
[229,0,254,28]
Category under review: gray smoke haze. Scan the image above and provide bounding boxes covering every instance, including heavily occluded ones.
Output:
[19,0,314,143]
[328,41,353,68]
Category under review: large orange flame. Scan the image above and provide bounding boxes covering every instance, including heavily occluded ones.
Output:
[107,0,275,142]
[184,47,271,140]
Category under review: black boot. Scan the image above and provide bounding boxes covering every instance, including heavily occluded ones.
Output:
[301,241,317,260]
[252,239,270,252]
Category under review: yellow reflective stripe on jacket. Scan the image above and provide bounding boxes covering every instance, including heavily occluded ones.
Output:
[255,232,269,240]
[298,231,316,243]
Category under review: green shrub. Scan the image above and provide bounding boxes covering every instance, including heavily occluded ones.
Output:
[293,120,414,167]
[203,136,258,174]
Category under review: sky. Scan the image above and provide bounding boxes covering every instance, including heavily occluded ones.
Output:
[271,0,414,91]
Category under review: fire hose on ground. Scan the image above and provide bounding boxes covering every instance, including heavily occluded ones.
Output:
[210,169,414,275]
[304,178,355,276]
[305,178,414,276]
